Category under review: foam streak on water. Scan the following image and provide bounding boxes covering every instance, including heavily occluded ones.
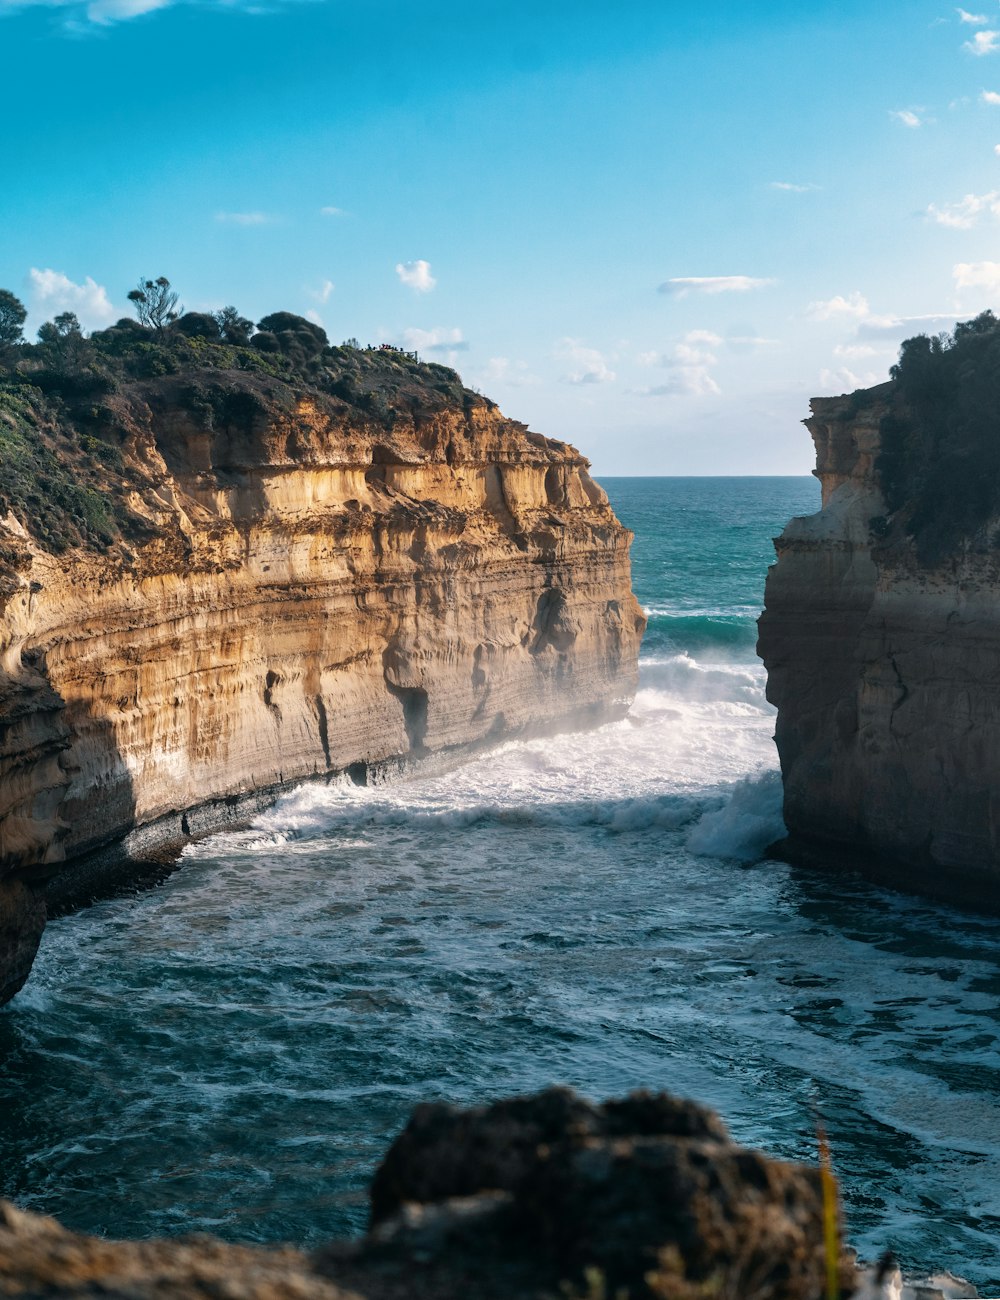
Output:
[1,478,998,1287]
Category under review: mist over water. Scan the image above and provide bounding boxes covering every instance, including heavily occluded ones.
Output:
[2,478,999,1286]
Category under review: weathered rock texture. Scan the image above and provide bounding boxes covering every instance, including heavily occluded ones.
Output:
[0,356,643,1003]
[0,1087,856,1300]
[758,382,1000,909]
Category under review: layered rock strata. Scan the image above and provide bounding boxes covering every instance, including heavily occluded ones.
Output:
[0,1086,856,1300]
[0,366,643,1002]
[758,385,999,909]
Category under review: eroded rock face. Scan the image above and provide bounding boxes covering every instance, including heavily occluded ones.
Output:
[0,372,643,1003]
[758,387,1000,909]
[0,1088,855,1300]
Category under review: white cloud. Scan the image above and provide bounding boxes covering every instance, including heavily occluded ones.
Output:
[890,109,923,128]
[395,259,435,293]
[833,343,883,360]
[320,206,346,217]
[215,211,275,226]
[307,279,335,303]
[856,312,959,339]
[478,356,539,387]
[305,309,324,327]
[820,366,882,393]
[0,0,303,23]
[725,332,779,350]
[805,291,958,340]
[657,275,775,297]
[957,8,988,23]
[769,181,820,192]
[401,326,468,354]
[995,144,1000,155]
[805,291,871,321]
[981,89,1000,103]
[636,331,721,398]
[954,260,1000,291]
[85,0,168,19]
[927,189,1000,227]
[556,338,616,385]
[965,28,1000,54]
[27,267,116,330]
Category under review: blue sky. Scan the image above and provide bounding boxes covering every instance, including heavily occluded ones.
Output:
[4,0,1000,473]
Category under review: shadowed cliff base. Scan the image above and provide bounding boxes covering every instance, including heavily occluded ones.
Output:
[0,314,644,1004]
[758,311,1000,913]
[42,692,630,918]
[766,835,1000,919]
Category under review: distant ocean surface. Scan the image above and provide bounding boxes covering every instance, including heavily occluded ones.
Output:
[2,477,999,1287]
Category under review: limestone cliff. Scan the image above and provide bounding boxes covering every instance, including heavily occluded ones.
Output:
[758,315,1000,910]
[0,323,643,1002]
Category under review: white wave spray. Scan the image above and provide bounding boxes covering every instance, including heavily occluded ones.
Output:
[224,654,785,857]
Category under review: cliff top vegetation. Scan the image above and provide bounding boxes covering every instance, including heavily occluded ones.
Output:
[0,282,490,557]
[837,310,1000,564]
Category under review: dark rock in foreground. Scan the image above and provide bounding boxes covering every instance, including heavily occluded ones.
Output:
[0,1087,855,1299]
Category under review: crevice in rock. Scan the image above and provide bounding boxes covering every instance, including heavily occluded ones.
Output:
[315,694,332,770]
[385,682,429,753]
[263,670,281,719]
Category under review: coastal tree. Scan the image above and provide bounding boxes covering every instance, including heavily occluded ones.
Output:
[172,311,221,340]
[879,310,1000,559]
[128,277,180,331]
[37,311,83,346]
[37,311,86,373]
[256,311,327,360]
[0,290,27,349]
[214,306,254,346]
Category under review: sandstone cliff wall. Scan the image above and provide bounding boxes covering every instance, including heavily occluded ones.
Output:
[0,376,643,1002]
[757,386,1000,910]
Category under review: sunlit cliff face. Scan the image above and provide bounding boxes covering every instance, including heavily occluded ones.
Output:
[0,369,644,1003]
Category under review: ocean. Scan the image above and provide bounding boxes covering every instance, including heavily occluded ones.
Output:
[1,476,998,1287]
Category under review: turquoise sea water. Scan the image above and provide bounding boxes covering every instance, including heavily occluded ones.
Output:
[1,476,999,1286]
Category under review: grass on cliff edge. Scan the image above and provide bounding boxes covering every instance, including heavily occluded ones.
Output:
[0,384,125,554]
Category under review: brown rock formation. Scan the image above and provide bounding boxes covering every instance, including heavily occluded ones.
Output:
[0,1200,358,1300]
[0,1087,855,1300]
[0,356,643,1003]
[757,380,1000,909]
